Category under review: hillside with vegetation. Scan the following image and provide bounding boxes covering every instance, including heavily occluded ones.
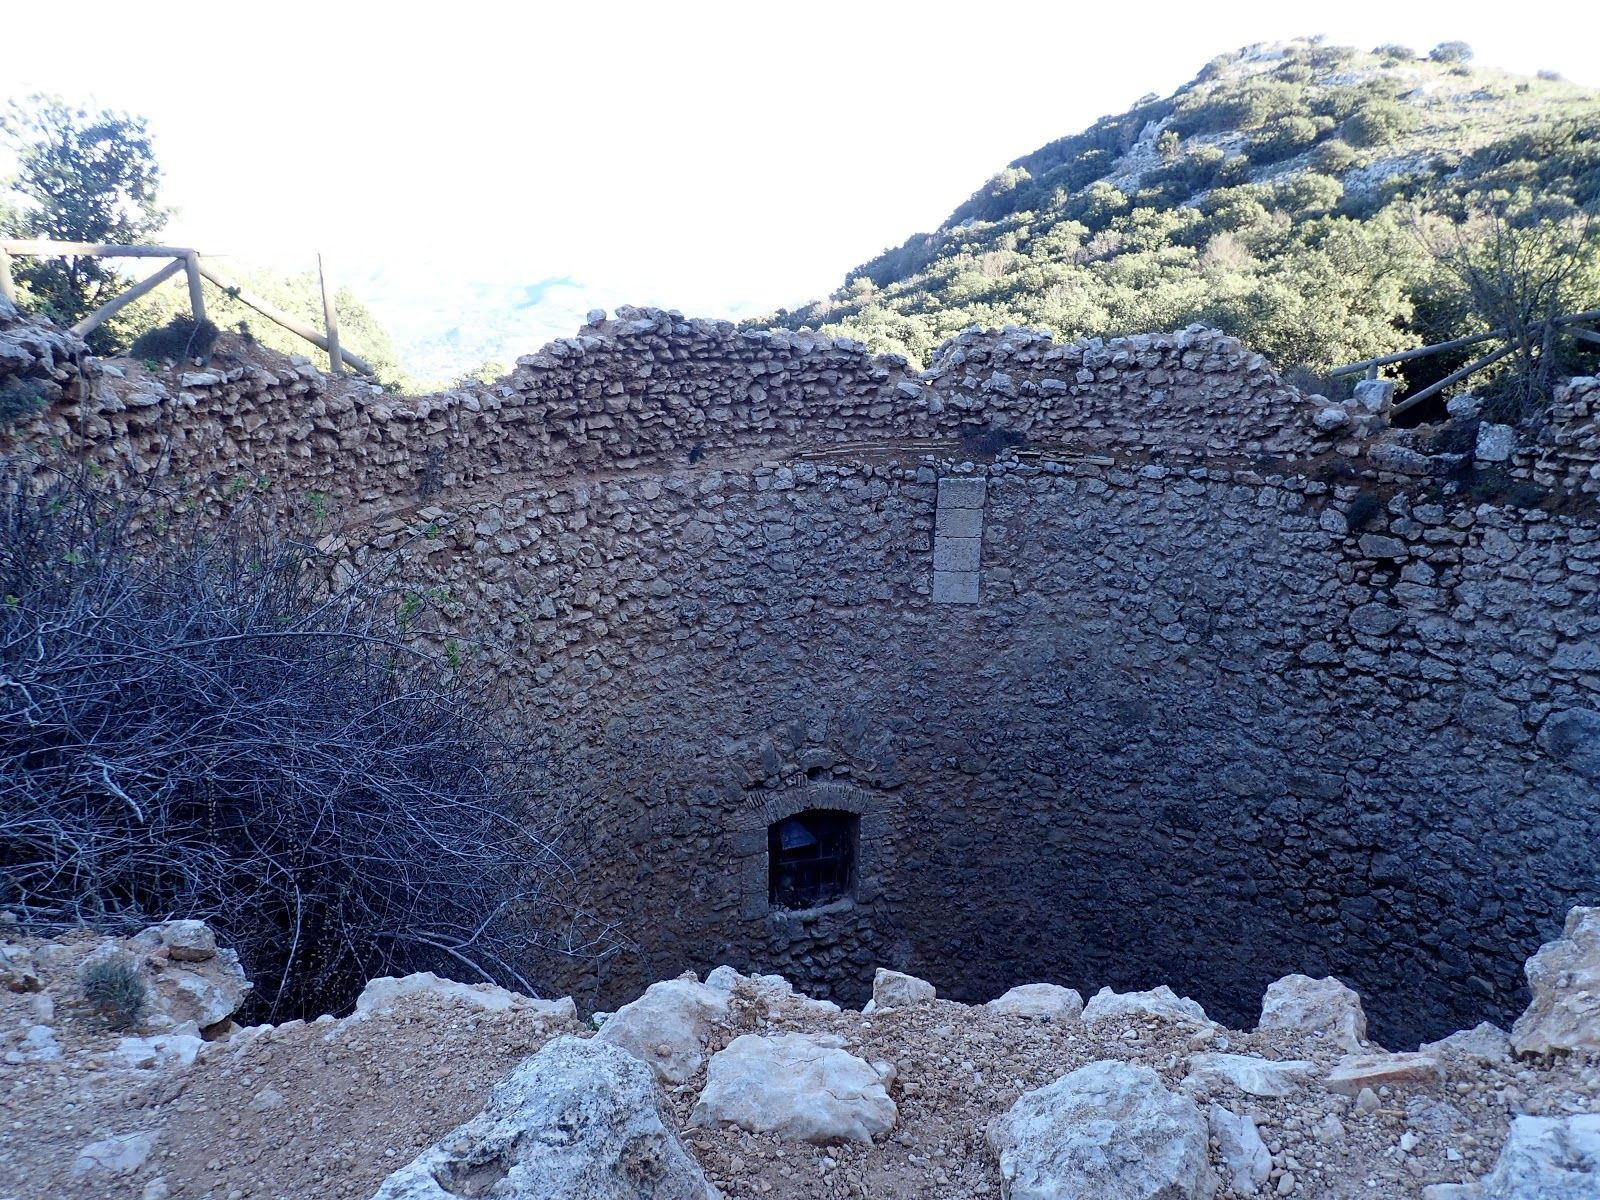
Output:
[763,39,1600,411]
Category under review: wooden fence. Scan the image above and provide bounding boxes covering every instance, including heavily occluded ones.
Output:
[0,240,374,377]
[1330,309,1600,419]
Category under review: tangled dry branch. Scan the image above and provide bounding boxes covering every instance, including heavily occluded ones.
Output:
[0,464,616,1019]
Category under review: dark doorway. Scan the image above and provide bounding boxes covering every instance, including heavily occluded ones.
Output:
[768,809,857,910]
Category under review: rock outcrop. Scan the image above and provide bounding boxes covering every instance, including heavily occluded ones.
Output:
[1511,907,1600,1058]
[1256,974,1369,1052]
[595,975,730,1084]
[987,1060,1217,1200]
[371,1036,718,1200]
[690,1032,897,1145]
[985,983,1085,1021]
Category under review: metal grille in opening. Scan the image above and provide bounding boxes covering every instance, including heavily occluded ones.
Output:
[768,809,856,910]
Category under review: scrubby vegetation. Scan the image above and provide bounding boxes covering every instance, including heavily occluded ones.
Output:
[1,94,409,387]
[80,955,148,1030]
[0,467,609,1020]
[763,39,1600,410]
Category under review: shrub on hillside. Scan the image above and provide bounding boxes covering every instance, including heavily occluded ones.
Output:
[0,468,610,1020]
[1429,41,1473,65]
[80,955,147,1030]
[128,314,220,363]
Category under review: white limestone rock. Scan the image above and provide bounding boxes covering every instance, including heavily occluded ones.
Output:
[703,966,840,1015]
[372,1036,718,1200]
[152,920,217,962]
[986,983,1084,1021]
[1082,984,1213,1029]
[1421,1022,1512,1066]
[353,973,575,1022]
[691,1032,896,1145]
[72,1131,156,1177]
[596,976,730,1084]
[115,1031,203,1070]
[872,967,937,1010]
[1475,422,1517,463]
[1325,1051,1443,1095]
[1256,974,1367,1051]
[1209,1105,1271,1196]
[1429,1114,1600,1199]
[1511,907,1600,1057]
[987,1060,1217,1200]
[1182,1052,1316,1098]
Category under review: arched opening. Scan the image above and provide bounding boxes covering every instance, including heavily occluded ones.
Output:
[768,809,857,911]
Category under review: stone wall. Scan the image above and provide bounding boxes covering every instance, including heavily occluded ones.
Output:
[5,304,1598,1048]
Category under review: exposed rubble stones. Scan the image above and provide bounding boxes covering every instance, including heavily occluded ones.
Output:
[6,914,1600,1198]
[596,974,731,1084]
[987,1060,1217,1200]
[1082,985,1214,1030]
[6,312,1600,1050]
[689,1032,897,1145]
[1256,974,1369,1052]
[371,1036,718,1200]
[1511,907,1600,1058]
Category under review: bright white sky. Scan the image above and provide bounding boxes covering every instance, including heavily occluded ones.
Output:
[8,0,1599,373]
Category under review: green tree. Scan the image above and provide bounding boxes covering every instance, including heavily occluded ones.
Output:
[1,96,167,332]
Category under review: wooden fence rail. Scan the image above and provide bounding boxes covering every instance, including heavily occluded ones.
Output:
[0,240,373,377]
[1330,309,1600,419]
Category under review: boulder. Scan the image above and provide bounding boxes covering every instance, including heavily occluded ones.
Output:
[152,920,217,962]
[353,973,576,1022]
[1209,1105,1271,1196]
[1325,1051,1443,1095]
[1182,1053,1315,1098]
[596,976,729,1084]
[985,983,1084,1021]
[987,1060,1217,1200]
[703,966,841,1016]
[72,1131,156,1177]
[1256,974,1367,1051]
[690,1032,896,1145]
[1511,907,1600,1057]
[371,1036,718,1200]
[872,968,936,1009]
[1428,1115,1600,1199]
[116,1031,203,1070]
[1082,985,1212,1029]
[1421,1022,1512,1066]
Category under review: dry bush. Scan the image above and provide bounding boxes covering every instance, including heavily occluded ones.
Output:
[0,465,615,1020]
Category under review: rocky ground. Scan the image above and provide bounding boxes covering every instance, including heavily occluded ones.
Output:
[2,913,1598,1200]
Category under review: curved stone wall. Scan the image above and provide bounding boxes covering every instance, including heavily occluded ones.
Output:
[6,303,1599,1048]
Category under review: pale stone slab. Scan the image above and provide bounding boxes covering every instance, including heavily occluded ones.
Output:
[932,570,979,604]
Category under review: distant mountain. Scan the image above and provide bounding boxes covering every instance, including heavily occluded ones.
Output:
[761,39,1600,392]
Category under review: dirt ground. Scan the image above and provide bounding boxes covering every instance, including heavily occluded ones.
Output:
[2,933,1598,1200]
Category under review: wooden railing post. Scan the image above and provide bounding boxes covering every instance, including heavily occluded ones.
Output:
[184,251,207,328]
[317,253,343,376]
